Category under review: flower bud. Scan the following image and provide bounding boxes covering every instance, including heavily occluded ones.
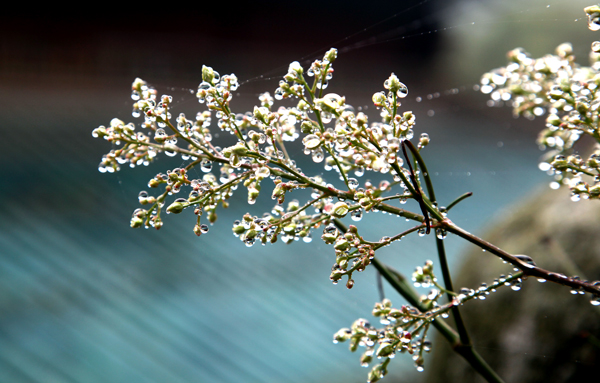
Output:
[334,238,350,251]
[333,328,351,343]
[248,186,260,201]
[232,224,246,235]
[166,201,185,214]
[324,48,338,64]
[585,5,600,15]
[288,61,303,76]
[422,260,433,274]
[202,65,215,85]
[556,43,573,59]
[231,143,248,156]
[130,216,144,228]
[322,233,338,244]
[372,92,386,107]
[376,342,395,358]
[547,114,561,126]
[331,201,349,218]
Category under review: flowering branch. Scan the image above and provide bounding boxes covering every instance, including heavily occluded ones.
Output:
[93,11,600,380]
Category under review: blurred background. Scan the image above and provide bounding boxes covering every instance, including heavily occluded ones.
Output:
[0,0,597,382]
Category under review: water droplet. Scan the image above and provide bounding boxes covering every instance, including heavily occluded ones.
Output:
[351,209,363,222]
[588,11,600,31]
[348,178,359,190]
[396,83,409,98]
[311,148,324,163]
[435,228,447,240]
[255,166,271,178]
[514,254,536,268]
[200,159,212,173]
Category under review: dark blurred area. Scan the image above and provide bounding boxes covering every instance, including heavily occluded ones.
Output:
[0,1,597,382]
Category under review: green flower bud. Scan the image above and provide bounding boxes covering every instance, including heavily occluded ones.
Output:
[367,363,387,383]
[202,65,215,85]
[130,216,144,228]
[297,99,309,111]
[231,143,248,156]
[331,201,349,218]
[245,229,258,240]
[315,93,343,114]
[166,201,185,214]
[303,134,321,150]
[334,238,350,251]
[324,48,338,64]
[283,223,296,233]
[301,121,314,134]
[333,328,351,343]
[360,352,373,366]
[372,92,386,106]
[232,224,246,235]
[551,155,568,170]
[585,5,600,15]
[547,114,561,126]
[422,260,433,274]
[556,43,573,59]
[322,233,338,244]
[288,61,303,76]
[287,199,300,211]
[376,342,395,358]
[248,187,260,201]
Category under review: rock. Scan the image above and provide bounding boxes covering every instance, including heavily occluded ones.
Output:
[426,186,600,383]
